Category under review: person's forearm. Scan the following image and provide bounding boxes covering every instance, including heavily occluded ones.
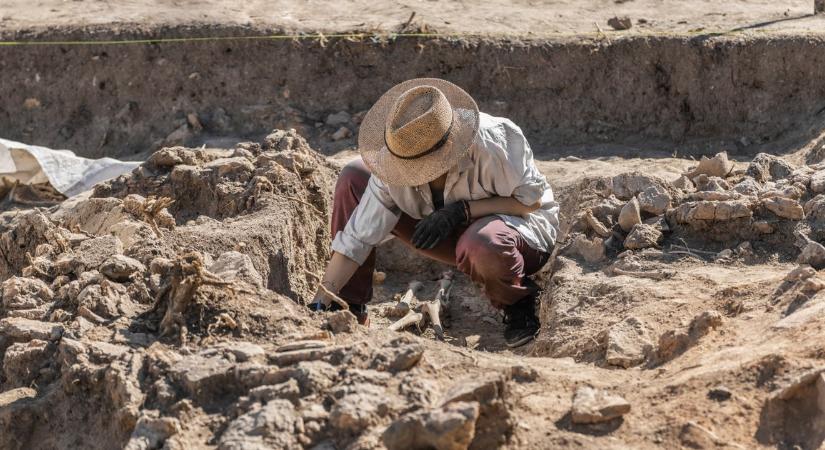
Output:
[321,251,360,294]
[467,196,540,219]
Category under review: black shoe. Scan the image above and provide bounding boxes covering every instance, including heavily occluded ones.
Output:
[503,292,540,348]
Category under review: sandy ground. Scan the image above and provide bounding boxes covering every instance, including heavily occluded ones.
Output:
[3,0,825,36]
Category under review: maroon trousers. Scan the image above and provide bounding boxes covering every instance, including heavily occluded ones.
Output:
[333,159,550,310]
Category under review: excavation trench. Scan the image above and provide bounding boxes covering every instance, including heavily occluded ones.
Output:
[3,28,825,450]
[2,27,825,161]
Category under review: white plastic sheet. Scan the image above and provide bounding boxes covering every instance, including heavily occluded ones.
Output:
[0,138,139,197]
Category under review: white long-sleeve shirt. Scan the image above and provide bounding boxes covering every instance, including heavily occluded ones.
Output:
[332,113,560,265]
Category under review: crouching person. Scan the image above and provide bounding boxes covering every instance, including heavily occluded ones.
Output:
[310,78,559,348]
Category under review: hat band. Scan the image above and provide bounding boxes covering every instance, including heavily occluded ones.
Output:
[384,116,454,161]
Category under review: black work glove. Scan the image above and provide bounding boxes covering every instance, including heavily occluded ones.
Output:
[411,201,470,250]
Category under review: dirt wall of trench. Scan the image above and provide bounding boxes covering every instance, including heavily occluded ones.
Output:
[2,27,825,159]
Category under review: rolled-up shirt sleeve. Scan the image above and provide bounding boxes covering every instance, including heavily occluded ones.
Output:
[331,175,401,265]
[487,120,547,206]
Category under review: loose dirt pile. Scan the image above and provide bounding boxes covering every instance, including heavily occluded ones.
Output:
[1,132,824,449]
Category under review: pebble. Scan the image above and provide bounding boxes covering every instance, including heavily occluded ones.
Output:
[607,16,632,30]
[707,386,732,401]
[331,126,352,141]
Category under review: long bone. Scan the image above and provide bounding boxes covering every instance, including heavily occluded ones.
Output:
[388,271,454,339]
[391,280,424,317]
[420,271,454,340]
[388,311,424,332]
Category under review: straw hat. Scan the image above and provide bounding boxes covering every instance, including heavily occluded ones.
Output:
[359,78,480,186]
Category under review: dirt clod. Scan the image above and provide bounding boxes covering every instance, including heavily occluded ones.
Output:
[570,386,631,424]
[607,16,632,30]
[618,197,642,232]
[383,401,480,450]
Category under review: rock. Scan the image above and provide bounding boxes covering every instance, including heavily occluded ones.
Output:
[0,387,36,406]
[125,416,182,450]
[3,339,51,388]
[735,241,753,257]
[1,277,53,311]
[370,337,424,373]
[570,386,631,424]
[671,200,753,223]
[607,16,632,30]
[618,197,642,232]
[325,111,351,126]
[756,368,825,447]
[0,318,64,342]
[76,281,137,320]
[570,235,606,263]
[225,341,266,363]
[248,379,302,405]
[707,386,732,402]
[784,265,817,282]
[688,152,734,178]
[383,401,480,450]
[637,184,672,215]
[330,385,392,433]
[605,317,652,368]
[271,361,338,395]
[86,340,131,363]
[147,147,198,168]
[774,296,825,329]
[811,170,825,193]
[168,355,237,403]
[747,153,794,182]
[761,183,805,201]
[203,157,255,181]
[624,224,662,250]
[208,251,263,288]
[331,126,352,141]
[441,374,511,448]
[672,175,694,191]
[763,197,804,220]
[219,400,302,450]
[56,235,124,276]
[733,177,762,195]
[100,255,146,282]
[798,241,825,269]
[509,364,539,383]
[611,173,669,200]
[693,175,730,192]
[805,194,825,222]
[679,421,728,449]
[326,310,358,334]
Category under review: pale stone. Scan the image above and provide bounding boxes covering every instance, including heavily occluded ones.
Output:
[624,224,662,250]
[571,386,631,424]
[383,401,480,450]
[618,197,642,232]
[605,317,652,368]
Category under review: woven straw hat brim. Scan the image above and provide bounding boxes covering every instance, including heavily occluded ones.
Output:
[359,78,480,187]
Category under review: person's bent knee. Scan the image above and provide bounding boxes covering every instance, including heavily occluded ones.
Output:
[456,231,517,277]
